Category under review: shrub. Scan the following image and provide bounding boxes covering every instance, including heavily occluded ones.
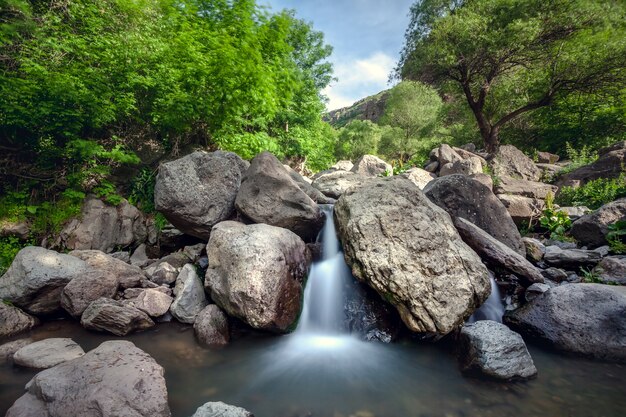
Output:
[556,174,626,210]
[540,192,572,241]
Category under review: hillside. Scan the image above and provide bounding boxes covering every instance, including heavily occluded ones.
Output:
[324,89,389,128]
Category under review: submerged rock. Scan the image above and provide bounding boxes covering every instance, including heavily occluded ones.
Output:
[194,305,230,348]
[13,338,85,369]
[170,264,208,324]
[191,402,253,417]
[81,298,155,336]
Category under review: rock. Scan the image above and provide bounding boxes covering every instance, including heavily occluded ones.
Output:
[536,163,563,180]
[335,177,490,335]
[536,151,560,164]
[345,282,402,343]
[0,339,33,364]
[458,320,537,380]
[145,261,178,285]
[424,161,439,173]
[488,145,542,181]
[158,224,197,253]
[439,157,483,177]
[81,298,155,336]
[350,154,392,177]
[13,338,85,369]
[0,220,30,240]
[494,176,558,199]
[543,246,602,268]
[131,289,174,317]
[424,175,525,255]
[332,160,354,171]
[154,150,249,240]
[235,152,324,241]
[70,249,145,289]
[469,173,493,190]
[544,239,577,250]
[504,284,626,362]
[60,269,119,318]
[159,251,192,269]
[453,147,487,164]
[400,167,435,189]
[541,267,568,283]
[57,196,147,253]
[570,199,626,248]
[522,237,545,263]
[592,256,626,285]
[283,164,335,204]
[0,246,89,315]
[110,251,130,263]
[170,264,208,324]
[435,144,463,166]
[556,142,626,188]
[498,195,545,227]
[6,340,170,417]
[460,143,477,152]
[525,283,551,302]
[130,243,150,266]
[193,305,230,348]
[183,243,206,263]
[205,221,307,332]
[191,402,253,417]
[454,218,544,286]
[0,303,38,338]
[311,170,372,199]
[558,206,591,221]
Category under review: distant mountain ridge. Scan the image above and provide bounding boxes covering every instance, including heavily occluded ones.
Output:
[323,89,389,128]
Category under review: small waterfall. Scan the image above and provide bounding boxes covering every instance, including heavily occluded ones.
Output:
[468,272,505,323]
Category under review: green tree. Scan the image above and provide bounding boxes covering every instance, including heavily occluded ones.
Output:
[335,120,381,161]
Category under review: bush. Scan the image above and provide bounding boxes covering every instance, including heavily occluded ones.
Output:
[0,236,23,276]
[556,174,626,210]
[540,193,572,241]
[557,142,599,176]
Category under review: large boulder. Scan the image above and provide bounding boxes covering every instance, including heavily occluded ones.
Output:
[424,175,525,255]
[283,164,335,204]
[154,150,249,240]
[488,145,542,181]
[13,338,85,369]
[350,154,392,177]
[170,264,208,324]
[494,176,558,199]
[193,304,230,348]
[191,402,253,417]
[130,289,173,318]
[205,221,308,332]
[0,247,89,315]
[0,303,38,338]
[592,256,626,285]
[439,157,482,177]
[81,298,155,336]
[556,142,626,188]
[57,196,147,253]
[311,170,372,199]
[504,284,626,362]
[400,167,435,190]
[334,177,490,335]
[69,250,145,289]
[497,195,545,227]
[235,152,324,241]
[570,199,626,248]
[6,341,171,417]
[60,269,120,318]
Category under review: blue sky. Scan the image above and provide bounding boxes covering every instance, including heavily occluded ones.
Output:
[261,0,415,110]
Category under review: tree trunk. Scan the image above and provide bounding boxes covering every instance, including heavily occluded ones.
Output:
[485,127,501,154]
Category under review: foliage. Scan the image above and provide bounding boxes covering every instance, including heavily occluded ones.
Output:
[0,235,22,276]
[335,120,381,161]
[580,267,601,283]
[557,142,599,176]
[540,192,572,241]
[607,220,626,254]
[556,174,626,210]
[128,168,158,213]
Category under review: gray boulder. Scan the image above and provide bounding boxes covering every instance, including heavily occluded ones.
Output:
[170,264,208,324]
[145,261,178,285]
[154,150,249,240]
[570,198,626,248]
[522,237,545,263]
[335,177,490,335]
[543,245,602,268]
[458,320,537,380]
[434,144,463,166]
[400,167,435,189]
[494,176,558,199]
[350,154,392,177]
[194,305,230,348]
[205,221,307,332]
[439,157,482,177]
[0,339,33,364]
[556,142,626,188]
[525,283,551,302]
[60,269,119,318]
[69,249,145,289]
[497,195,545,227]
[235,152,324,241]
[488,145,542,181]
[283,164,335,204]
[81,298,155,336]
[504,284,626,362]
[592,256,626,285]
[191,402,253,417]
[311,170,372,199]
[6,341,170,417]
[332,160,354,171]
[131,289,174,317]
[13,338,85,369]
[0,303,38,338]
[0,246,89,315]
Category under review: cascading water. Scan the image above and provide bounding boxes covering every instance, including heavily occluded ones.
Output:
[468,272,505,323]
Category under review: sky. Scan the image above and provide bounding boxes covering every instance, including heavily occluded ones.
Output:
[262,0,415,111]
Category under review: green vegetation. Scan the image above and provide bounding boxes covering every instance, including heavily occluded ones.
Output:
[556,174,626,210]
[335,120,382,161]
[539,193,572,241]
[580,267,601,284]
[557,143,599,176]
[607,220,626,254]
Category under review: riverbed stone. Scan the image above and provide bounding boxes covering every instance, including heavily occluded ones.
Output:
[5,340,171,417]
[570,198,626,248]
[191,402,253,417]
[488,145,542,181]
[13,338,85,369]
[170,264,208,324]
[131,289,173,317]
[543,245,602,268]
[0,339,33,364]
[69,249,145,289]
[194,305,230,348]
[60,269,120,318]
[592,256,626,285]
[311,170,372,199]
[205,221,308,333]
[0,303,38,338]
[350,154,392,177]
[335,177,490,335]
[145,261,178,285]
[81,298,155,336]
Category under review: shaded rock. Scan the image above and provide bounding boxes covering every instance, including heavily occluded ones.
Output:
[424,161,439,173]
[145,261,178,285]
[183,243,206,263]
[489,145,542,181]
[170,264,208,324]
[13,338,84,369]
[130,243,150,267]
[541,267,568,283]
[570,199,626,248]
[283,164,335,204]
[335,177,490,335]
[440,157,482,177]
[522,237,545,263]
[110,251,130,263]
[498,195,545,227]
[494,176,558,199]
[131,289,173,317]
[60,269,119,318]
[504,284,626,362]
[536,151,560,164]
[154,150,249,240]
[345,282,402,343]
[536,163,563,180]
[157,224,200,253]
[194,305,230,348]
[350,154,392,177]
[81,298,155,336]
[458,320,537,380]
[205,221,307,332]
[332,160,354,171]
[543,246,602,268]
[0,303,38,338]
[424,175,525,255]
[0,339,33,364]
[525,283,551,302]
[311,170,372,199]
[191,402,253,417]
[6,340,170,417]
[159,251,192,269]
[454,218,544,286]
[235,152,324,241]
[0,246,89,315]
[0,220,30,240]
[70,249,145,289]
[400,167,435,189]
[556,143,626,188]
[592,256,626,285]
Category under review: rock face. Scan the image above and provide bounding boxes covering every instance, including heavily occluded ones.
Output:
[489,145,542,181]
[0,247,89,315]
[424,175,525,255]
[170,264,208,324]
[334,177,490,335]
[504,284,626,362]
[0,303,39,338]
[60,269,119,318]
[81,298,155,336]
[400,167,435,189]
[57,196,147,253]
[191,402,253,417]
[154,150,249,240]
[194,305,230,348]
[205,221,308,332]
[6,341,171,417]
[458,321,537,380]
[311,170,371,199]
[235,152,324,241]
[593,256,626,285]
[350,154,392,176]
[69,250,145,289]
[13,338,85,369]
[494,176,558,199]
[557,142,626,188]
[570,199,626,248]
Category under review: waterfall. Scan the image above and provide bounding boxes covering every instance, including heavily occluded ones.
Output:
[468,272,505,323]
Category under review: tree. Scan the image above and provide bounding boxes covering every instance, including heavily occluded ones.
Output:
[398,0,626,153]
[335,120,381,160]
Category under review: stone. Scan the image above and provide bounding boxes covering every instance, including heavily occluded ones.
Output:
[170,264,208,324]
[60,269,119,318]
[57,196,147,253]
[145,261,178,285]
[345,282,402,343]
[498,195,545,227]
[536,151,560,164]
[311,170,372,199]
[460,143,477,152]
[350,154,392,177]
[504,284,626,362]
[335,177,490,335]
[130,243,150,266]
[154,150,249,240]
[400,167,435,189]
[235,152,324,241]
[454,218,544,286]
[6,341,170,417]
[592,256,626,285]
[0,246,89,315]
[469,173,493,190]
[570,199,626,248]
[0,303,38,338]
[131,289,174,317]
[458,320,537,380]
[439,157,483,177]
[543,246,602,268]
[488,145,542,181]
[159,251,192,269]
[13,338,84,369]
[191,402,253,417]
[205,221,307,332]
[435,144,464,166]
[522,237,545,263]
[81,298,155,336]
[536,163,563,180]
[525,283,551,302]
[556,142,626,188]
[183,243,206,263]
[194,305,230,348]
[0,220,30,240]
[110,251,130,263]
[332,160,354,171]
[283,163,335,204]
[494,176,558,199]
[424,161,439,173]
[541,267,568,283]
[0,339,33,364]
[424,175,525,255]
[69,249,145,289]
[453,147,487,165]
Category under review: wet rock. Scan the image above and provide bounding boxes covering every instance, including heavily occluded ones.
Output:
[60,269,120,318]
[350,154,392,177]
[311,170,372,199]
[13,338,85,369]
[498,195,545,227]
[458,320,537,380]
[494,176,558,199]
[488,145,542,181]
[543,246,602,268]
[536,151,560,164]
[345,282,402,343]
[522,237,545,263]
[0,303,39,338]
[69,249,145,289]
[170,264,208,324]
[6,340,171,417]
[400,167,435,189]
[525,283,551,302]
[570,199,626,248]
[81,298,155,336]
[0,339,33,364]
[205,221,307,333]
[194,305,230,348]
[592,256,626,285]
[0,246,89,315]
[191,402,253,417]
[131,289,173,317]
[145,261,178,285]
[154,150,249,240]
[335,177,490,335]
